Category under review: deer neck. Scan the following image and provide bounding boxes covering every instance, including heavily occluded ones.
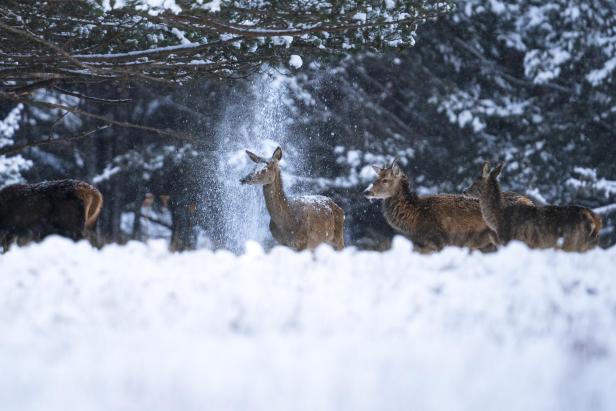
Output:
[383,177,419,230]
[479,177,503,232]
[386,178,418,205]
[263,170,293,228]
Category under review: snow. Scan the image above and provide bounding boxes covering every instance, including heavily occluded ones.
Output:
[73,42,207,59]
[289,54,303,69]
[170,28,191,45]
[594,203,616,216]
[0,104,23,147]
[272,36,294,47]
[1,237,616,411]
[296,194,332,207]
[587,57,616,86]
[352,12,367,23]
[1,104,32,187]
[92,165,121,184]
[199,0,221,12]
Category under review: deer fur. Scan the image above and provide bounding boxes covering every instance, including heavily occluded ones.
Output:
[476,162,601,252]
[463,161,535,206]
[0,179,103,250]
[363,160,497,253]
[240,147,345,250]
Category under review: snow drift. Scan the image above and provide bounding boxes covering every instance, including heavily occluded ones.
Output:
[1,237,615,411]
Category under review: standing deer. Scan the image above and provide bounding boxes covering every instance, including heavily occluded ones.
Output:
[475,161,601,251]
[240,147,345,250]
[0,180,103,251]
[463,161,535,206]
[363,159,497,253]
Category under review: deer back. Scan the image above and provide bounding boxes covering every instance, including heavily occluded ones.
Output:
[383,191,495,251]
[503,204,601,251]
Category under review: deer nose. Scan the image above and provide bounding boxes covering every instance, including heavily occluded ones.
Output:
[239,175,250,184]
[363,185,374,197]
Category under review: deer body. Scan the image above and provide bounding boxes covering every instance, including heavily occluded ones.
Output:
[478,162,600,252]
[0,180,102,250]
[365,161,496,253]
[242,147,344,251]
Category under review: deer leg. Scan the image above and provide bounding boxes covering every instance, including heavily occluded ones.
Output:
[413,242,437,254]
[0,232,11,253]
[334,235,345,250]
[478,243,498,253]
[487,229,500,246]
[332,212,345,250]
[472,229,499,252]
[413,235,445,254]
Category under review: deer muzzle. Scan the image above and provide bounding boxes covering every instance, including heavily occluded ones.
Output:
[240,174,254,185]
[363,184,375,198]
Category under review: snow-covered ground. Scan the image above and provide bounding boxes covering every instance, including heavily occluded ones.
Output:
[1,237,615,411]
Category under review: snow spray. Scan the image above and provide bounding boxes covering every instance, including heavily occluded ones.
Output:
[214,72,304,252]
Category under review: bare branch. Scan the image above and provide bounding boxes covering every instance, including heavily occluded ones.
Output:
[1,91,194,141]
[53,87,132,104]
[0,125,110,156]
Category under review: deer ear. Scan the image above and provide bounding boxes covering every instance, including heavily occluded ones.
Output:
[482,160,491,178]
[491,161,505,178]
[391,159,402,177]
[246,150,265,163]
[272,147,283,161]
[371,165,382,174]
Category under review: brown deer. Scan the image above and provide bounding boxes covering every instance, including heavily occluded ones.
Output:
[363,159,497,253]
[463,161,535,206]
[475,162,601,252]
[240,147,345,250]
[0,180,103,251]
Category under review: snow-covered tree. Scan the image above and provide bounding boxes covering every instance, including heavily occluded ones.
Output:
[0,103,32,187]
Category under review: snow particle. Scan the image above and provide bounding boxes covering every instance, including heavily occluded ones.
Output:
[289,55,303,69]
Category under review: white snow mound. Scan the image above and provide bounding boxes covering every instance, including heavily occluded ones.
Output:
[1,236,615,411]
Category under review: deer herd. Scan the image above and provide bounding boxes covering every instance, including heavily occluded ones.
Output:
[0,146,602,254]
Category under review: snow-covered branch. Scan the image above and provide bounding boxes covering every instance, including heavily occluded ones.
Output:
[0,0,453,91]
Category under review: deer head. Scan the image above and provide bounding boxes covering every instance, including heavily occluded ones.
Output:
[363,158,406,199]
[463,160,491,199]
[463,160,505,198]
[240,146,283,186]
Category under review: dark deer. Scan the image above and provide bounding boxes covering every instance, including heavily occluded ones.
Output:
[240,147,345,250]
[476,162,601,251]
[363,159,497,253]
[0,180,103,250]
[463,161,535,206]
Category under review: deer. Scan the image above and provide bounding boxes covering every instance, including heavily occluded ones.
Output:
[463,161,535,206]
[363,159,498,253]
[0,179,103,251]
[240,146,345,250]
[474,161,601,252]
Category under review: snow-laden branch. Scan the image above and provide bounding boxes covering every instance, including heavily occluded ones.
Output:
[0,1,454,90]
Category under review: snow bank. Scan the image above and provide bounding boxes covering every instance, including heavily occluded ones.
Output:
[1,237,615,411]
